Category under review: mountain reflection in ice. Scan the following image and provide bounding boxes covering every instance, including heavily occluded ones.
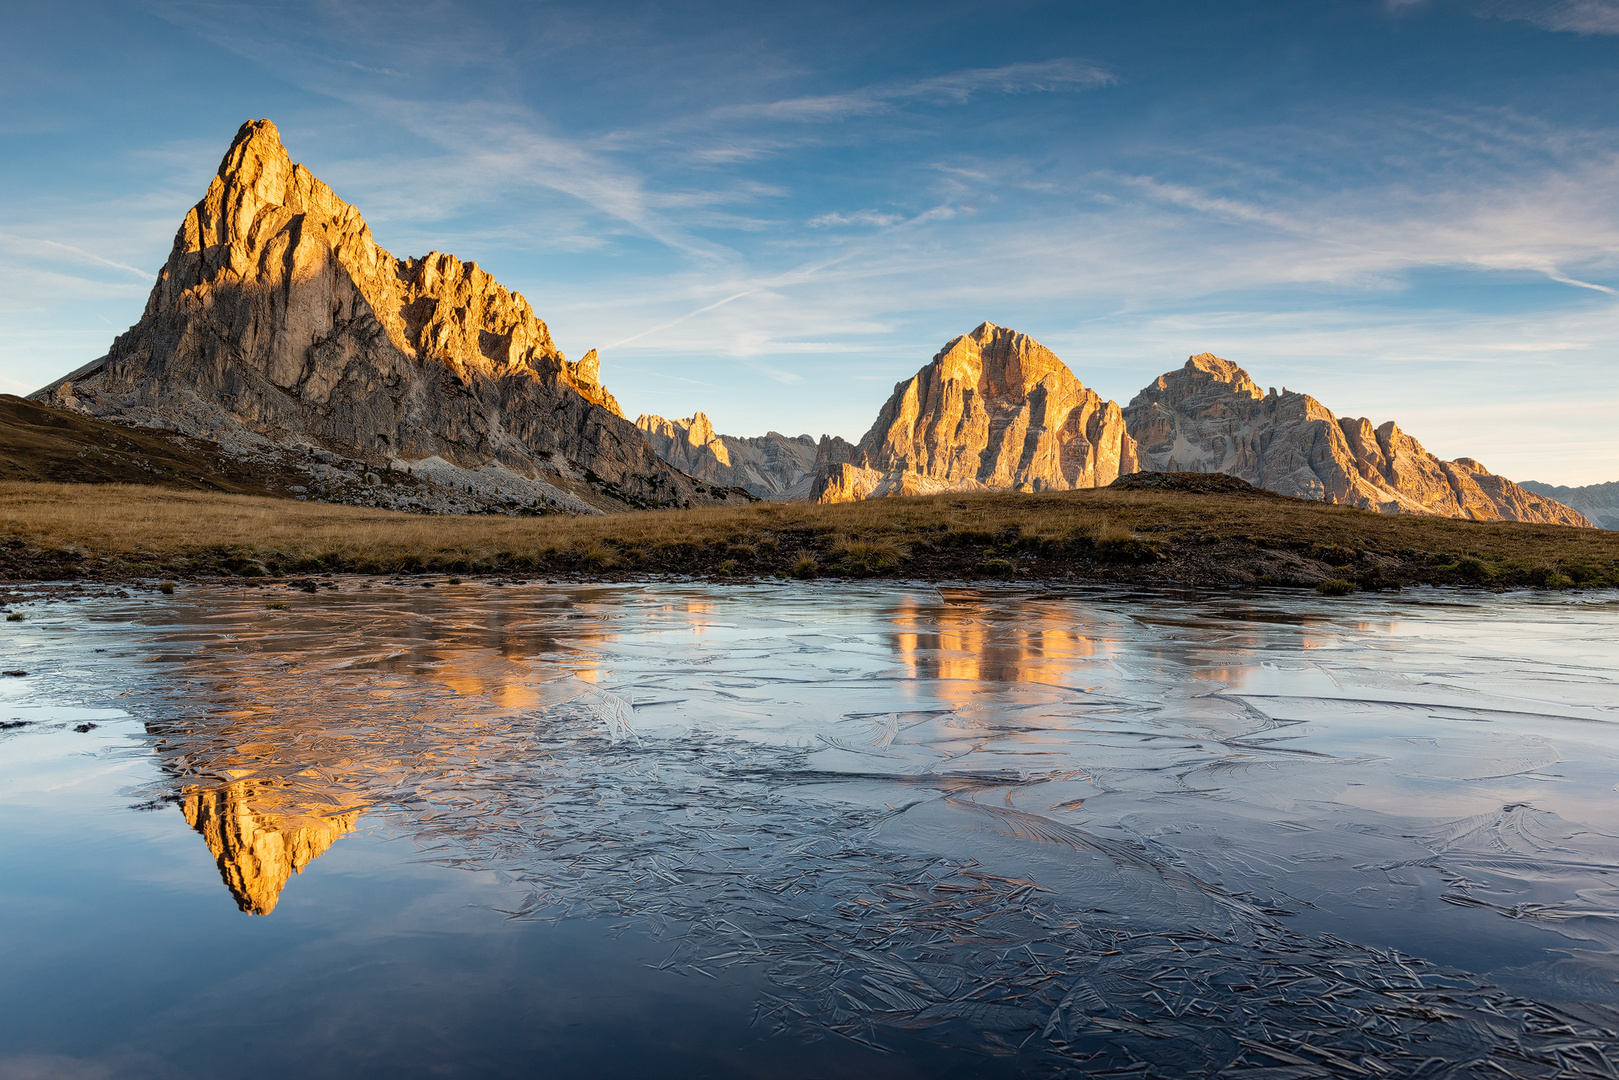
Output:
[181,781,359,914]
[102,583,1619,1074]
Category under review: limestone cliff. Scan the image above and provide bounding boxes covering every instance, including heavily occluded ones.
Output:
[32,120,706,511]
[1519,480,1619,530]
[1123,354,1592,527]
[812,322,1138,503]
[636,412,828,500]
[183,781,359,915]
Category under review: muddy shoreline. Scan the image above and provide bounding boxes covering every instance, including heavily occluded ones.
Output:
[1,544,1612,617]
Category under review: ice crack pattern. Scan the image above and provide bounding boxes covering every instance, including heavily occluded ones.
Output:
[10,581,1619,1076]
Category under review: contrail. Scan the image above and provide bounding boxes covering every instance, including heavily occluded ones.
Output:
[0,230,152,279]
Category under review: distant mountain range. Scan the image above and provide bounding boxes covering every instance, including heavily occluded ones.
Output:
[1517,481,1619,530]
[634,413,851,501]
[645,323,1593,528]
[20,120,1601,529]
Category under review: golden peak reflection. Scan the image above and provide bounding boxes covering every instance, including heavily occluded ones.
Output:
[891,593,1104,703]
[150,595,625,914]
[182,781,360,915]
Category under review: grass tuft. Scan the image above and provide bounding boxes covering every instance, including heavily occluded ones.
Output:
[576,544,616,571]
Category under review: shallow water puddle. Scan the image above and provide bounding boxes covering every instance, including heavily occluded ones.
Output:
[2,582,1617,1077]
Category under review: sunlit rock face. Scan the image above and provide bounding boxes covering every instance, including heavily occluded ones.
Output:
[1519,480,1619,530]
[1123,354,1592,526]
[32,119,700,511]
[183,781,359,915]
[636,412,827,500]
[813,323,1139,503]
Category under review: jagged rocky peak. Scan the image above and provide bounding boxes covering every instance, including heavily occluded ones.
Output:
[813,322,1138,503]
[33,119,700,512]
[637,411,824,500]
[1142,352,1266,402]
[563,349,623,416]
[1124,353,1591,527]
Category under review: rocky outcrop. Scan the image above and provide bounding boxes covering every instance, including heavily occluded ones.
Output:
[31,120,716,512]
[183,781,359,915]
[636,412,827,500]
[1124,354,1593,527]
[1518,480,1619,530]
[812,322,1138,503]
[566,349,624,418]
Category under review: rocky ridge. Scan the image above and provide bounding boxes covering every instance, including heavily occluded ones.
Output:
[1123,355,1590,527]
[31,120,725,513]
[812,322,1138,503]
[635,412,848,500]
[1519,480,1619,530]
[738,326,1592,528]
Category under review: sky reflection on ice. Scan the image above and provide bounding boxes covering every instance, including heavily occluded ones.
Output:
[2,582,1617,1076]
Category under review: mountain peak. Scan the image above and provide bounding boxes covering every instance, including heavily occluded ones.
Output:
[1124,356,1591,525]
[1183,353,1262,396]
[827,324,1137,499]
[32,118,709,512]
[215,119,297,204]
[227,118,285,158]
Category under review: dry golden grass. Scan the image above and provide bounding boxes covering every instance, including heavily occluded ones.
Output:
[0,480,1119,559]
[2,480,1617,588]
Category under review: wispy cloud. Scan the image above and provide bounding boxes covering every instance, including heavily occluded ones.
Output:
[349,96,742,263]
[707,59,1114,123]
[808,210,904,228]
[1112,164,1619,295]
[1481,0,1619,33]
[0,231,153,280]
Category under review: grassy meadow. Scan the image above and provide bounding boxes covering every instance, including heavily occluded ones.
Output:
[3,480,1617,591]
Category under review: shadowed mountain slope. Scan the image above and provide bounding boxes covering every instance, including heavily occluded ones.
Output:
[0,393,308,495]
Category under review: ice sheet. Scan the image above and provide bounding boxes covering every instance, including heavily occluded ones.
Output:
[3,581,1617,1075]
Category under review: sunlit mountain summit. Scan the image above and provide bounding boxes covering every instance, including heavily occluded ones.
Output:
[31,120,736,514]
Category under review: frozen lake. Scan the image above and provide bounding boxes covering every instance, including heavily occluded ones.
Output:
[2,581,1617,1078]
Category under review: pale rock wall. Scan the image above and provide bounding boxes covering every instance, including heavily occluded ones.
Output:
[1518,480,1619,530]
[1124,354,1591,527]
[33,120,698,511]
[636,412,823,500]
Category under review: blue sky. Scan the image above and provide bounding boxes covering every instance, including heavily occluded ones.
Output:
[2,0,1617,484]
